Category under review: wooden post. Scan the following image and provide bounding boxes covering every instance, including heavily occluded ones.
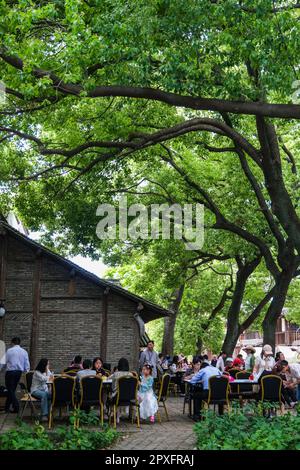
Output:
[29,250,42,368]
[0,227,7,340]
[100,287,110,360]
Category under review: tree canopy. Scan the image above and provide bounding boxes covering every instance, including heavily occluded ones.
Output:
[1,0,300,352]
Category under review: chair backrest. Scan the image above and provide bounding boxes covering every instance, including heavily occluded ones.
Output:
[79,375,103,406]
[236,371,252,393]
[25,371,34,392]
[103,363,111,372]
[208,376,230,402]
[228,368,239,378]
[115,376,138,406]
[52,376,76,407]
[62,370,78,377]
[157,374,171,401]
[130,371,139,378]
[260,375,282,403]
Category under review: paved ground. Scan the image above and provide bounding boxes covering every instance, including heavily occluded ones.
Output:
[111,396,196,450]
[0,396,196,450]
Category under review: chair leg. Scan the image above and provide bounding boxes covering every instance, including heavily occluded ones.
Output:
[163,401,169,421]
[19,401,27,420]
[113,405,117,429]
[100,403,104,426]
[48,407,53,429]
[136,406,140,428]
[157,409,162,424]
[75,406,79,429]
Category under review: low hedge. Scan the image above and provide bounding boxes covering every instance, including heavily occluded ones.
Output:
[194,404,300,450]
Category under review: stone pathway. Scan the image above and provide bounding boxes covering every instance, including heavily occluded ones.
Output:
[0,396,196,450]
[111,396,196,450]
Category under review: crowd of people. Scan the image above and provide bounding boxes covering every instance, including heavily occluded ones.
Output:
[2,337,159,424]
[2,337,300,424]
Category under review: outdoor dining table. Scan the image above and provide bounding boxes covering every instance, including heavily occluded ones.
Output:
[231,379,258,384]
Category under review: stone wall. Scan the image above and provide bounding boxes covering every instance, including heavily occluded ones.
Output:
[1,233,140,372]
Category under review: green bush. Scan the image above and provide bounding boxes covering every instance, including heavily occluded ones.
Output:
[0,423,54,450]
[194,405,300,450]
[0,414,119,451]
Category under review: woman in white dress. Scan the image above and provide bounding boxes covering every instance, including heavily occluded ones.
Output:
[138,364,158,422]
[253,344,276,379]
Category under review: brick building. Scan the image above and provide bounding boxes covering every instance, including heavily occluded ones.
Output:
[0,220,169,371]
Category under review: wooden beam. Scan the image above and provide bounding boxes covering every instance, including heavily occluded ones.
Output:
[0,228,7,340]
[68,268,76,296]
[29,250,42,367]
[100,287,110,361]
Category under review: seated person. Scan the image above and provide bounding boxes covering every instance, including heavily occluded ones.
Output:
[224,357,234,372]
[184,357,201,380]
[189,362,222,421]
[109,357,133,399]
[92,357,109,376]
[64,355,83,372]
[276,360,298,406]
[108,357,133,423]
[76,359,96,381]
[31,358,53,422]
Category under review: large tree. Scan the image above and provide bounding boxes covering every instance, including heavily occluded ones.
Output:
[1,1,300,350]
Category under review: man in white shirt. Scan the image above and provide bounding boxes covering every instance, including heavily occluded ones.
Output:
[76,359,96,382]
[281,360,300,402]
[216,351,227,372]
[5,337,30,413]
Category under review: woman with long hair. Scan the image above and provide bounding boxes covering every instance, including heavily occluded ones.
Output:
[30,358,53,421]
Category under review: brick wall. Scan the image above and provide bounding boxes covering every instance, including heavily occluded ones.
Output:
[1,234,140,372]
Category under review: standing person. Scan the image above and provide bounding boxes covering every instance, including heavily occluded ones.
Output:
[253,344,275,379]
[4,337,30,413]
[139,340,159,378]
[216,351,227,372]
[210,355,218,367]
[138,364,158,423]
[243,346,256,372]
[31,358,53,421]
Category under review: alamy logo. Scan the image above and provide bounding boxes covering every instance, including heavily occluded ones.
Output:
[96,196,204,250]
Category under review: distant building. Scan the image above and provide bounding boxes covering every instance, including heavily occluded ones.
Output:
[239,314,300,348]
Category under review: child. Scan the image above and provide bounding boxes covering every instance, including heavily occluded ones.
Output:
[138,364,158,423]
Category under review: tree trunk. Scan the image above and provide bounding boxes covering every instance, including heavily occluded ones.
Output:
[161,284,185,356]
[221,256,261,356]
[262,269,294,351]
[222,324,241,357]
[196,337,203,356]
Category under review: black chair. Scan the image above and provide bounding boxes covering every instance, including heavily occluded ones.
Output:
[19,371,40,420]
[203,376,231,414]
[183,381,201,416]
[157,373,171,423]
[62,369,78,377]
[103,363,111,372]
[236,371,256,395]
[77,375,104,427]
[109,376,140,428]
[49,376,76,428]
[259,374,283,414]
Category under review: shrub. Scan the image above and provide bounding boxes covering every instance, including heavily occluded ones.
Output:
[0,414,119,451]
[194,405,300,450]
